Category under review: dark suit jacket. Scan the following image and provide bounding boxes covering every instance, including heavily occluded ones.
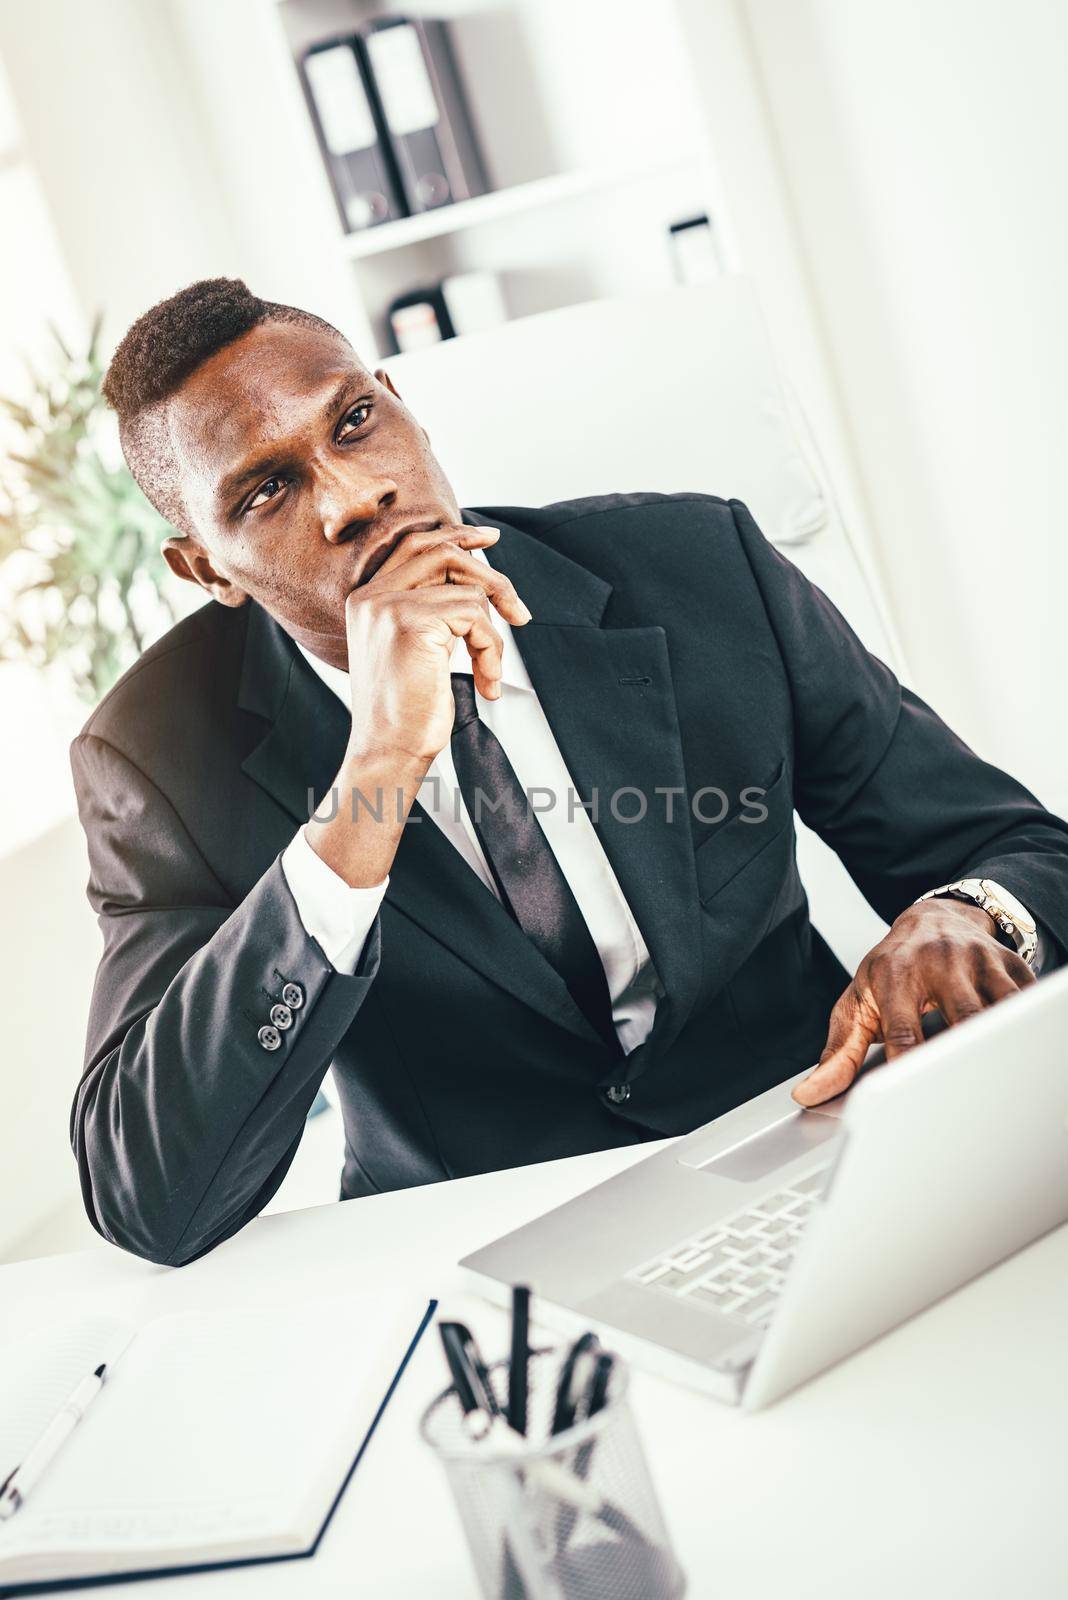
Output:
[69,494,1068,1264]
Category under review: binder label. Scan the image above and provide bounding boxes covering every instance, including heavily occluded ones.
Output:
[367,24,441,136]
[306,46,378,155]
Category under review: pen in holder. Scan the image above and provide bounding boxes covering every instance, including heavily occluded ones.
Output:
[420,1347,686,1600]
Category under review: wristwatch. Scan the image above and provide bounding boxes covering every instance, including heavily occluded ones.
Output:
[917,878,1039,967]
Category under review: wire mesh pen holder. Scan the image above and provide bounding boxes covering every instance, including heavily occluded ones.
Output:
[420,1348,686,1600]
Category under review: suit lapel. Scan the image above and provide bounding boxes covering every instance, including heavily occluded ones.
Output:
[237,600,351,827]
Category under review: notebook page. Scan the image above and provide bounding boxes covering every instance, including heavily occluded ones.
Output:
[0,1290,420,1576]
[0,1318,134,1485]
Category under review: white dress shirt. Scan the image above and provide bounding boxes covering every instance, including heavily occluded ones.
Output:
[281,559,664,1055]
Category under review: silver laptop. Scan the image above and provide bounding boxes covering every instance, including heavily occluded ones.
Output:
[462,967,1068,1409]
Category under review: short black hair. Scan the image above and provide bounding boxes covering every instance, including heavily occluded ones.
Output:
[101,277,348,536]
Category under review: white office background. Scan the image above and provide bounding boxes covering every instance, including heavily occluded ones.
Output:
[1,0,1066,1263]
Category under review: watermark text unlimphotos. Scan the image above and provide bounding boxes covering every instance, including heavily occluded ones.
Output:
[307,778,772,828]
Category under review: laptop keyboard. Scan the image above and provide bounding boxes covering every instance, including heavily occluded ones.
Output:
[626,1166,831,1330]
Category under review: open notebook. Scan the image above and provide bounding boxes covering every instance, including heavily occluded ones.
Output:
[0,1292,432,1594]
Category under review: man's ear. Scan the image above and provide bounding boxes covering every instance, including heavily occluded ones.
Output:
[161,535,249,608]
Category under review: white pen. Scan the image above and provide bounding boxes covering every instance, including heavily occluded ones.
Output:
[461,1412,602,1516]
[0,1364,108,1521]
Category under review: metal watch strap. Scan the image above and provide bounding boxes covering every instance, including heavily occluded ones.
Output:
[918,878,1039,967]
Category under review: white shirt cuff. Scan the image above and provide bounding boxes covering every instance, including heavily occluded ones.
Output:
[282,826,388,973]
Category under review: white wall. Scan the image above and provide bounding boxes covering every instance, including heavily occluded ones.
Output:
[0,0,241,352]
[0,818,100,1261]
[671,0,883,619]
[737,0,1068,812]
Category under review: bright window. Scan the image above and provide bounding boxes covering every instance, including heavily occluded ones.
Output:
[0,50,86,858]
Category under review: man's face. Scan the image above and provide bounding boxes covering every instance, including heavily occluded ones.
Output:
[164,320,461,665]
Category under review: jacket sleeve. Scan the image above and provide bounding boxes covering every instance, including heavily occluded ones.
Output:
[730,499,1068,952]
[69,731,381,1267]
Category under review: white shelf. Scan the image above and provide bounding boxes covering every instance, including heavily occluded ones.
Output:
[338,159,695,260]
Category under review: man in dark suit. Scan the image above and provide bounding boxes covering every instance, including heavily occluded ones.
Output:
[71,277,1068,1266]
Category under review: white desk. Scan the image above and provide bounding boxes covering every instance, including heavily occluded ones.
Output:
[2,1145,1066,1599]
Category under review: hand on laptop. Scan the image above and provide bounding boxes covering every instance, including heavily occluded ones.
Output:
[792,899,1035,1106]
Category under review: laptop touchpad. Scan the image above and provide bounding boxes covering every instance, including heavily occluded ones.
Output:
[678,1110,841,1181]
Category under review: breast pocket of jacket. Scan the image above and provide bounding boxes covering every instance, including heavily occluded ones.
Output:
[692,762,794,909]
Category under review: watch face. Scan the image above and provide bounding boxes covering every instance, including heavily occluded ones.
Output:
[981,880,1036,933]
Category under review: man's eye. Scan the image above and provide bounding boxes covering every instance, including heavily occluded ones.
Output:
[338,402,372,439]
[248,476,286,510]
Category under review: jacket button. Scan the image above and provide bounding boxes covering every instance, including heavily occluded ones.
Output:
[258,1024,282,1052]
[281,982,305,1010]
[605,1083,631,1105]
[269,1003,293,1031]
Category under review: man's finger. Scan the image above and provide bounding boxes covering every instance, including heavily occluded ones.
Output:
[373,532,531,626]
[977,943,1036,994]
[396,522,500,555]
[370,523,499,584]
[438,548,531,627]
[792,987,878,1106]
[439,589,504,700]
[858,949,932,1061]
[397,585,504,699]
[930,973,986,1029]
[976,961,1031,1005]
[377,522,500,567]
[876,1000,926,1060]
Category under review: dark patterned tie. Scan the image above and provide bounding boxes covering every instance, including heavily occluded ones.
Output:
[450,673,620,1053]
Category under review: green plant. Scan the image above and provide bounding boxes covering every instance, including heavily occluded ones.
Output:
[0,317,176,702]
